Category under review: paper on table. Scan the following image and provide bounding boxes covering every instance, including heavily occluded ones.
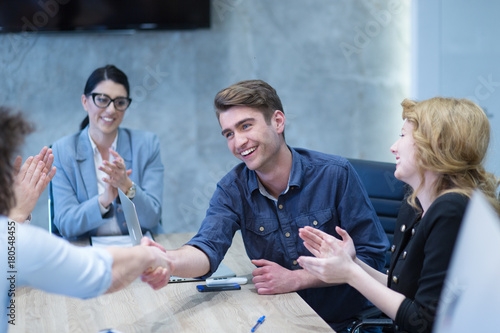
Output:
[91,230,154,248]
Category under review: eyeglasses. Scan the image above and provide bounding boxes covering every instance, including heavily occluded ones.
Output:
[89,93,132,111]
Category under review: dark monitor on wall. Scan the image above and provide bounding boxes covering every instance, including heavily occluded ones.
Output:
[0,0,210,33]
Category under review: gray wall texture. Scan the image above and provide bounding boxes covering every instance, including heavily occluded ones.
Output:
[0,0,410,233]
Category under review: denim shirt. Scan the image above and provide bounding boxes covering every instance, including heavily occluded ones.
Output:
[187,147,388,327]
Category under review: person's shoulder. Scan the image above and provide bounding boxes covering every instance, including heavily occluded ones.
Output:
[427,192,469,219]
[433,192,469,207]
[292,147,349,169]
[51,131,83,159]
[217,162,248,186]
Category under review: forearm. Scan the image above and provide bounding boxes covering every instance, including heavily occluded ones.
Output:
[348,264,405,320]
[354,257,388,285]
[290,268,337,290]
[167,245,211,278]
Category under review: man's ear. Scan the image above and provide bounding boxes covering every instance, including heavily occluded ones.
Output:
[273,110,285,134]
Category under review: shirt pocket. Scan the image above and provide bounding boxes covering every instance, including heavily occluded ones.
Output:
[243,218,281,260]
[293,208,334,231]
[245,217,279,236]
[292,209,334,255]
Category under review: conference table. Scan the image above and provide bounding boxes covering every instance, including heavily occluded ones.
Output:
[10,232,334,332]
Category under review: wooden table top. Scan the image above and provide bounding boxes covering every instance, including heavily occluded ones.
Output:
[10,232,334,333]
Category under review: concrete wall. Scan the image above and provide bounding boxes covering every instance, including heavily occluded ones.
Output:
[413,0,500,177]
[0,0,410,233]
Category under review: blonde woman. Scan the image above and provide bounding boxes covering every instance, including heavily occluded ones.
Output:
[298,97,500,333]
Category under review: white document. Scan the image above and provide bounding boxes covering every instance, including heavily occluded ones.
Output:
[91,231,154,248]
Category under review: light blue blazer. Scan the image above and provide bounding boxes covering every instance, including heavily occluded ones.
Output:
[52,127,164,239]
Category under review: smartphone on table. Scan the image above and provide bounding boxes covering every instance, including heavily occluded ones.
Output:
[196,283,241,292]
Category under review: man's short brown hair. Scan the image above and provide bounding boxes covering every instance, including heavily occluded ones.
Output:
[214,80,284,124]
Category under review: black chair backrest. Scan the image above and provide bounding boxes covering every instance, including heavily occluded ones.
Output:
[348,158,406,269]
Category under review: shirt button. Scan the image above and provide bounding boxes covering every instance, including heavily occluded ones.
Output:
[292,260,298,265]
[391,244,396,253]
[259,226,265,232]
[285,232,291,238]
[278,204,283,209]
[117,207,123,213]
[403,251,407,259]
[412,228,416,236]
[313,220,318,226]
[400,225,406,232]
[392,276,399,284]
[386,269,389,274]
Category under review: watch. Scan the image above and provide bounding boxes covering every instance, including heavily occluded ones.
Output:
[126,182,136,199]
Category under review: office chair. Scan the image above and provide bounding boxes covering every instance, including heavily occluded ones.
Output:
[346,158,407,333]
[48,181,61,236]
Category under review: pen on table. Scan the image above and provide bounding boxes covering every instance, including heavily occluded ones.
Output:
[251,315,265,332]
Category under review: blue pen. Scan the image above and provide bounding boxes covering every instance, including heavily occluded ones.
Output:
[251,316,265,332]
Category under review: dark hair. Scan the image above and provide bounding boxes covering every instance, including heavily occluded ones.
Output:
[0,106,34,215]
[80,65,130,130]
[214,80,284,124]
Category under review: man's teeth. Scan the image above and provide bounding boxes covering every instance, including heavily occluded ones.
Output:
[241,147,256,156]
[103,117,113,122]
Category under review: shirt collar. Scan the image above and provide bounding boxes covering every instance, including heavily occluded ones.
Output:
[248,146,304,197]
[88,131,118,156]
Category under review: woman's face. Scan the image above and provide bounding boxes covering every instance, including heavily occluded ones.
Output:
[82,80,128,137]
[390,120,420,189]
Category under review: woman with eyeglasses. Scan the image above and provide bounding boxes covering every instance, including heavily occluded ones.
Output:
[51,65,164,239]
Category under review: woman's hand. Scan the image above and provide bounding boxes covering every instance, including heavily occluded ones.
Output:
[298,228,356,284]
[99,149,133,193]
[299,226,356,260]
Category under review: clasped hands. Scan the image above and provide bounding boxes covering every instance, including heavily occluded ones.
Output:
[139,237,173,290]
[98,149,133,208]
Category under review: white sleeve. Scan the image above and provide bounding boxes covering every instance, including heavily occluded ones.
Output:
[16,223,112,299]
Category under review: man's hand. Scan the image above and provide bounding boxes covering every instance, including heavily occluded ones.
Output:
[140,237,172,290]
[251,259,299,295]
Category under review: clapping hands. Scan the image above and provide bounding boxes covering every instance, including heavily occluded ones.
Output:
[9,146,56,222]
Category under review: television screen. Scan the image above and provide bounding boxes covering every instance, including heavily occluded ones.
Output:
[0,0,210,33]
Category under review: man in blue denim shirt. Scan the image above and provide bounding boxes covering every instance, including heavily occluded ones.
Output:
[144,80,388,331]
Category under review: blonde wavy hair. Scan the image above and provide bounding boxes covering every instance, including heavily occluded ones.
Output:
[401,97,500,214]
